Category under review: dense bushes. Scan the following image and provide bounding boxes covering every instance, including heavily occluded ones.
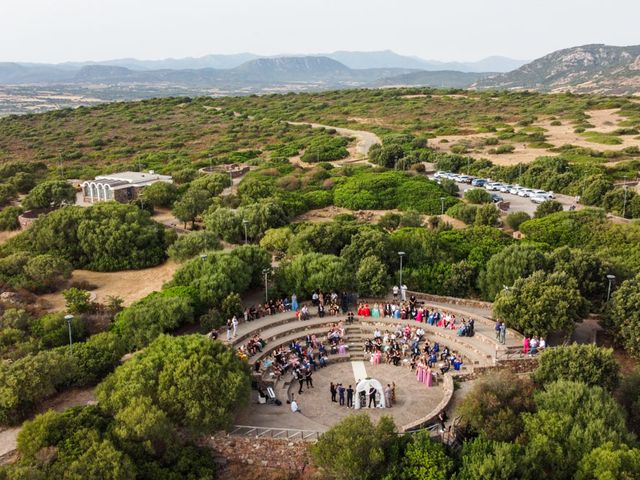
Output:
[167,230,221,262]
[334,171,457,214]
[275,252,350,298]
[2,203,167,272]
[0,206,22,231]
[532,344,620,390]
[608,274,640,357]
[97,334,250,432]
[22,180,76,210]
[464,188,492,204]
[300,133,349,162]
[0,252,72,292]
[493,270,587,336]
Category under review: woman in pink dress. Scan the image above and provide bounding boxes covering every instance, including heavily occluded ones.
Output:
[425,366,433,387]
[523,337,530,354]
[416,308,423,323]
[416,360,425,383]
[449,316,456,330]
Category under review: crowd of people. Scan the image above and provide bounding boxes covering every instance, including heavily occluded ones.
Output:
[355,299,475,338]
[523,335,546,355]
[328,381,396,409]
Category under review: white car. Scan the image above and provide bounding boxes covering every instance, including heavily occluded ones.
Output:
[434,171,445,179]
[499,184,512,193]
[509,185,522,195]
[488,183,504,191]
[518,189,535,197]
[531,195,548,204]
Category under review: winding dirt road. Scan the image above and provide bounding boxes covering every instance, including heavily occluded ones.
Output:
[286,121,381,166]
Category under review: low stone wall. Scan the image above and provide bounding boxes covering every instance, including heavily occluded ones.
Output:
[455,357,538,381]
[407,291,493,311]
[205,433,310,475]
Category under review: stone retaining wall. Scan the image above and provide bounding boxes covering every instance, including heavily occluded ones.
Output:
[205,433,310,475]
[455,357,538,380]
[407,291,493,311]
[401,375,454,432]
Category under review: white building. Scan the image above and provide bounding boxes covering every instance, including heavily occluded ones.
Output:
[81,171,173,203]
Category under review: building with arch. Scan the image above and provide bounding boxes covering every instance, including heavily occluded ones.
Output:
[81,171,172,204]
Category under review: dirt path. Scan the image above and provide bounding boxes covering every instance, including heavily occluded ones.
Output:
[39,261,178,312]
[0,387,96,461]
[0,230,19,246]
[286,121,381,166]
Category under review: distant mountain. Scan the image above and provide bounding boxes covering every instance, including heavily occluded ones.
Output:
[474,44,640,94]
[324,50,526,72]
[228,56,352,82]
[373,70,489,89]
[65,53,260,71]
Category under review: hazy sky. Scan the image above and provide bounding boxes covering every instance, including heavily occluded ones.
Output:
[2,0,639,63]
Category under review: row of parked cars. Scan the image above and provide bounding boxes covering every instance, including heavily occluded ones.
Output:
[433,171,555,204]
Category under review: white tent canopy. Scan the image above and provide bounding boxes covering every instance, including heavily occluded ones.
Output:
[354,378,387,409]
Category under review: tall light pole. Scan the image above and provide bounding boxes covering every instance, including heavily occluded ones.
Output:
[440,197,446,215]
[263,268,271,303]
[242,219,249,244]
[622,178,628,218]
[606,274,616,302]
[64,314,74,351]
[398,251,405,288]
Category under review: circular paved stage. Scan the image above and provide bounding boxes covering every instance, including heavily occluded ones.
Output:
[234,360,448,432]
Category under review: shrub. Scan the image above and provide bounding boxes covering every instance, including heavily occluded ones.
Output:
[446,203,478,224]
[97,335,250,432]
[0,207,22,231]
[22,181,76,210]
[310,414,401,480]
[167,230,221,262]
[608,274,640,357]
[356,256,388,297]
[533,344,619,390]
[534,200,563,218]
[493,270,588,336]
[31,313,87,350]
[457,370,535,441]
[141,181,178,208]
[505,211,530,231]
[23,254,73,292]
[464,188,493,204]
[474,203,500,227]
[63,288,91,314]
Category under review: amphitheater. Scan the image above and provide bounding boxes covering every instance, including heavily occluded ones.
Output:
[225,291,530,440]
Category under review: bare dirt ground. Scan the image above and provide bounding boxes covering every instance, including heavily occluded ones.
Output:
[293,206,466,229]
[430,108,640,166]
[0,387,96,461]
[0,230,19,245]
[39,261,178,312]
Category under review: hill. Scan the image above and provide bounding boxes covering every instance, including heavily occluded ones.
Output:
[373,70,488,88]
[474,44,640,94]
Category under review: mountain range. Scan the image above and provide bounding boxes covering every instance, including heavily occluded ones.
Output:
[0,45,639,117]
[473,44,640,94]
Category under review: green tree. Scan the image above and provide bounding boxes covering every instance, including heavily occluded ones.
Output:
[0,206,22,231]
[62,288,91,314]
[167,230,221,262]
[204,207,242,243]
[172,188,211,229]
[505,211,530,231]
[474,203,499,227]
[378,212,402,231]
[608,274,640,357]
[457,371,535,441]
[534,200,563,218]
[369,144,405,168]
[275,253,350,298]
[575,443,640,480]
[259,227,293,258]
[189,173,231,197]
[141,181,178,208]
[447,203,478,224]
[65,438,136,480]
[480,244,548,301]
[396,430,453,480]
[533,344,619,391]
[493,270,587,336]
[22,180,76,210]
[23,254,73,292]
[310,414,400,480]
[454,437,522,480]
[356,256,388,297]
[31,312,87,349]
[548,246,610,303]
[97,334,250,432]
[464,188,493,204]
[618,368,640,436]
[236,199,288,241]
[341,229,392,272]
[521,380,634,480]
[220,292,243,320]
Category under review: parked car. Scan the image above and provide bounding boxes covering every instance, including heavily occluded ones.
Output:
[434,171,446,179]
[471,178,487,187]
[491,194,504,203]
[498,184,512,193]
[531,195,548,204]
[509,185,522,195]
[518,189,535,197]
[459,175,474,184]
[488,183,504,191]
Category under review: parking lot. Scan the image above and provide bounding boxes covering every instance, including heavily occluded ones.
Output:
[429,173,578,216]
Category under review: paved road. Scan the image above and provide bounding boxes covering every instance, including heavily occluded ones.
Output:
[430,177,578,216]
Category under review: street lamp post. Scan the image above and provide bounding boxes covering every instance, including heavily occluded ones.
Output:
[242,219,249,244]
[398,251,405,288]
[440,197,446,215]
[64,314,74,351]
[606,274,616,301]
[263,268,271,303]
